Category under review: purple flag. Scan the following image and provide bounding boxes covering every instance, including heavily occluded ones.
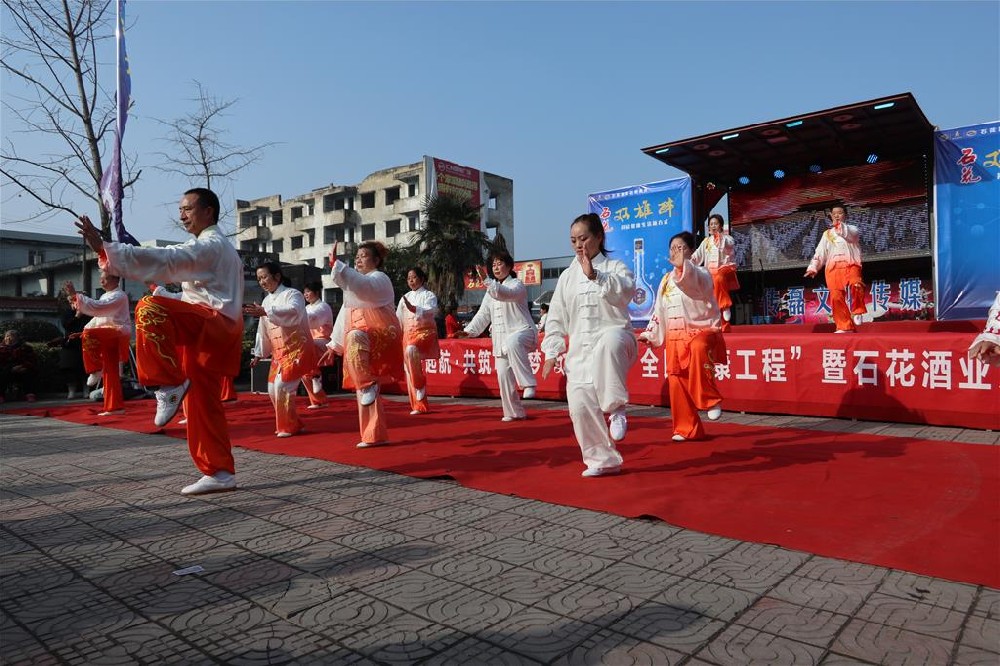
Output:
[100,0,138,246]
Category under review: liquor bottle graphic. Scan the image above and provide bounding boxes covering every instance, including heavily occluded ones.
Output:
[629,237,655,320]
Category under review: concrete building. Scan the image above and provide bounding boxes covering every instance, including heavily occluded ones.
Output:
[235,158,514,307]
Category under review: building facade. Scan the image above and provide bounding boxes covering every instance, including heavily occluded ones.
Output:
[235,158,514,306]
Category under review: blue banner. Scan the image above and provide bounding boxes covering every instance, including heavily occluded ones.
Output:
[588,177,692,323]
[934,122,1000,320]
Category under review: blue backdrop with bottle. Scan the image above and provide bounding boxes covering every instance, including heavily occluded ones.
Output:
[588,177,693,325]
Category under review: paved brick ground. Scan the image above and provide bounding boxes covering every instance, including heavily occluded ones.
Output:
[1,395,997,664]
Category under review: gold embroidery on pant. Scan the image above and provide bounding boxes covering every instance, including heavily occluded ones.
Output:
[135,297,179,369]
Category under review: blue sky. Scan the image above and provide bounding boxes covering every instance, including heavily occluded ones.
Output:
[3,0,999,258]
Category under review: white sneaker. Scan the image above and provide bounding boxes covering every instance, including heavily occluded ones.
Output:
[581,466,621,478]
[853,314,864,326]
[86,371,103,388]
[181,471,236,495]
[98,409,125,416]
[707,403,722,421]
[178,418,188,425]
[306,403,326,410]
[834,330,847,334]
[410,410,422,415]
[312,377,323,393]
[522,387,536,400]
[154,379,191,427]
[501,416,526,422]
[276,431,294,439]
[358,383,379,407]
[672,434,686,442]
[414,387,426,401]
[608,409,627,442]
[356,441,388,449]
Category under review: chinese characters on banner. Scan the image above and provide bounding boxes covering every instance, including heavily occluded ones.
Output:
[756,277,935,325]
[588,178,692,324]
[424,155,489,233]
[396,335,998,430]
[933,122,1000,320]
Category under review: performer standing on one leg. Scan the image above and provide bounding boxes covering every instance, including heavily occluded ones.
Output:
[691,214,739,331]
[64,273,132,416]
[245,262,316,438]
[301,281,333,409]
[640,231,726,442]
[74,188,244,496]
[320,241,403,448]
[459,251,538,422]
[541,213,637,477]
[396,267,439,415]
[805,205,866,333]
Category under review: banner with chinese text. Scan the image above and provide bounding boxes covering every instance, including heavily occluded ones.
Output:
[424,155,489,233]
[933,122,1000,320]
[588,178,692,324]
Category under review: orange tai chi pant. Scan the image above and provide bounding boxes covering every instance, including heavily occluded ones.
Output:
[344,329,387,444]
[666,329,725,441]
[825,263,866,332]
[81,327,130,413]
[302,340,329,407]
[709,265,740,331]
[134,295,242,476]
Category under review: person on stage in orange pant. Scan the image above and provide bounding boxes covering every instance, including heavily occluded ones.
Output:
[396,267,440,415]
[301,281,333,410]
[245,262,317,439]
[74,188,244,496]
[64,272,132,416]
[458,251,538,422]
[805,205,866,333]
[691,213,739,331]
[968,291,1000,367]
[541,213,637,478]
[320,241,403,448]
[640,231,726,442]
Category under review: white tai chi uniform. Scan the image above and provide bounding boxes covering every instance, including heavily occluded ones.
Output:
[969,292,1000,367]
[397,286,440,412]
[541,254,637,471]
[464,275,538,419]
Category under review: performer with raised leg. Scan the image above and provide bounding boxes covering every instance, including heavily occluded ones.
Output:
[691,214,739,331]
[396,267,440,415]
[301,281,333,409]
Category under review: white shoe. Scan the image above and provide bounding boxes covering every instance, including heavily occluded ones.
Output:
[581,466,621,478]
[178,418,188,425]
[181,472,236,495]
[86,371,103,388]
[98,409,125,416]
[834,330,847,334]
[722,308,731,322]
[276,431,294,439]
[501,416,526,422]
[415,387,426,401]
[306,403,326,410]
[154,379,191,427]
[672,434,686,442]
[356,441,388,449]
[707,403,722,421]
[853,314,863,326]
[608,409,627,442]
[312,377,323,393]
[410,410,422,415]
[522,386,536,400]
[358,383,379,407]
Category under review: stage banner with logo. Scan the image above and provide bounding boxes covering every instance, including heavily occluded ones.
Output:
[514,261,542,286]
[588,178,692,324]
[424,155,490,233]
[934,122,1000,320]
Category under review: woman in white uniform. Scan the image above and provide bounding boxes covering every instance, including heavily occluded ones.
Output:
[397,266,440,415]
[542,213,637,477]
[461,251,538,422]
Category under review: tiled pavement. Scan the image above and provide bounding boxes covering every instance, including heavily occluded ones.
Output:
[1,395,997,665]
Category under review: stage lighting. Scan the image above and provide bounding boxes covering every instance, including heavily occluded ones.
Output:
[785,120,803,128]
[655,147,670,154]
[873,102,895,110]
[722,133,740,141]
[773,169,785,179]
[809,164,822,173]
[738,176,750,185]
[866,153,879,164]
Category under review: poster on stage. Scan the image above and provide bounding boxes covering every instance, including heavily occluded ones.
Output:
[588,177,692,324]
[424,156,489,233]
[933,122,1000,321]
[514,261,542,286]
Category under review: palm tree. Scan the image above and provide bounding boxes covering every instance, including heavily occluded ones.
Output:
[412,193,491,306]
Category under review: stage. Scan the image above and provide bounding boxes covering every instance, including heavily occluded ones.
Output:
[385,320,995,431]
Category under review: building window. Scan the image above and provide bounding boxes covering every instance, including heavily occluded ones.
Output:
[306,200,315,216]
[291,236,303,250]
[385,186,400,206]
[240,212,255,229]
[271,210,283,226]
[542,267,565,280]
[406,213,420,231]
[291,206,303,221]
[305,229,315,247]
[385,219,401,237]
[28,250,45,265]
[360,192,375,209]
[407,182,418,198]
[240,241,254,252]
[489,195,498,210]
[272,239,283,253]
[361,223,376,241]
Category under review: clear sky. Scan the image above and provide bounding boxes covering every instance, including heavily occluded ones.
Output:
[3,0,999,259]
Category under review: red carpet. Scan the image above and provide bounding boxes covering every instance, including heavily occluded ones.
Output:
[10,395,999,588]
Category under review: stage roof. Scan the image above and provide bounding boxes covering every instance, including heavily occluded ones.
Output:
[641,93,935,187]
